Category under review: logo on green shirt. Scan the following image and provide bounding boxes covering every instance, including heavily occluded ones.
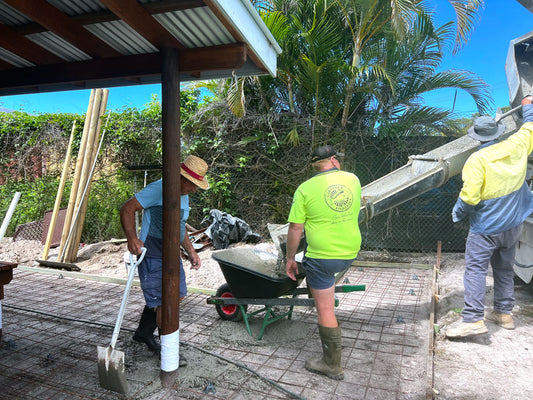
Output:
[325,184,353,211]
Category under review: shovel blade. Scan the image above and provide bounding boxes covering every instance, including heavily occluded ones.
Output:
[97,345,128,394]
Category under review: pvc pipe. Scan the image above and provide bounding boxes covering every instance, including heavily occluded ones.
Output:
[0,192,21,242]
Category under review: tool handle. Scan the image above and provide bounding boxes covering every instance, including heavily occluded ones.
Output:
[110,247,146,348]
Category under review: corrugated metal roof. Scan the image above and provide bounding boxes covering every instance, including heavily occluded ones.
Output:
[0,0,281,96]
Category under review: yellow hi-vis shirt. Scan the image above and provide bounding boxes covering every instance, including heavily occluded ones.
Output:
[288,168,361,259]
[452,121,533,234]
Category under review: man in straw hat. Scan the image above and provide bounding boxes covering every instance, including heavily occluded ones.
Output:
[285,145,362,380]
[446,96,533,338]
[120,155,209,360]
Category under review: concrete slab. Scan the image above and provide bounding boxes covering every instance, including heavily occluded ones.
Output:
[0,265,433,399]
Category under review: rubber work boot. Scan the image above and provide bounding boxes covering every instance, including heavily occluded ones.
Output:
[305,324,344,380]
[445,320,488,338]
[133,306,161,353]
[485,311,515,330]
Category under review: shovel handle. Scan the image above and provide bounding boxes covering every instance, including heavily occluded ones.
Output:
[110,247,146,348]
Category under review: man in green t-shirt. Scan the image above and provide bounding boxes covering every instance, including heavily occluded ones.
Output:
[286,145,362,380]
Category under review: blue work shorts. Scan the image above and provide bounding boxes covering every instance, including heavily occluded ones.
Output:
[138,257,187,308]
[302,257,354,290]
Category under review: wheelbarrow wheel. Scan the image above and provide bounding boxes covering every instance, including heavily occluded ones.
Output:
[215,283,247,322]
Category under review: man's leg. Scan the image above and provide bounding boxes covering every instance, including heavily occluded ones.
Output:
[462,232,495,322]
[305,285,343,380]
[309,286,337,327]
[446,232,493,338]
[133,305,160,352]
[491,225,521,314]
[135,258,162,352]
[486,225,521,330]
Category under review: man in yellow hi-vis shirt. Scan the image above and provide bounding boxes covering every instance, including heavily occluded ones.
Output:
[286,145,362,379]
[446,96,533,338]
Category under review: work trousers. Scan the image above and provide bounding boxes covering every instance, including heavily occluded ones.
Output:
[462,224,522,322]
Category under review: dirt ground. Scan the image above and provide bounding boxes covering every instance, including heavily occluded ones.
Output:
[1,237,532,399]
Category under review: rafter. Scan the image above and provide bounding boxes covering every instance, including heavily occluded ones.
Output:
[100,0,186,50]
[11,0,206,35]
[0,24,63,65]
[4,0,121,58]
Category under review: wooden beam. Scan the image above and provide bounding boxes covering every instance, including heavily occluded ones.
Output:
[0,59,13,71]
[5,0,120,58]
[100,0,186,49]
[12,0,206,35]
[0,43,246,90]
[160,46,181,384]
[0,24,63,65]
[183,43,246,71]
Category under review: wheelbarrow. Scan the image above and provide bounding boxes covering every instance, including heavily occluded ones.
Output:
[206,248,365,340]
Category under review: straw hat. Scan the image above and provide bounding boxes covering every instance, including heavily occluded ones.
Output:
[180,155,209,190]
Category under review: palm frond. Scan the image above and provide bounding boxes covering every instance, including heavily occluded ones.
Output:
[449,0,484,53]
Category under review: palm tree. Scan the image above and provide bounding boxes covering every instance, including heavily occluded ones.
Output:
[253,0,490,142]
[334,0,485,128]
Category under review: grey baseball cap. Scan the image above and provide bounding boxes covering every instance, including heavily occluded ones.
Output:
[310,145,344,162]
[467,116,505,142]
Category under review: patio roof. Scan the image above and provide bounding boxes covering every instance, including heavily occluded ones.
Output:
[0,0,281,96]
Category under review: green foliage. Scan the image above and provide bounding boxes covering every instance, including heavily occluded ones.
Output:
[0,176,65,236]
[0,0,491,246]
[82,178,134,242]
[0,89,203,243]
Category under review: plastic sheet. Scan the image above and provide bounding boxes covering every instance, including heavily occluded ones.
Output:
[202,209,261,249]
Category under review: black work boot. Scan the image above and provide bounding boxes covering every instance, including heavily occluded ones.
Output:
[133,306,161,353]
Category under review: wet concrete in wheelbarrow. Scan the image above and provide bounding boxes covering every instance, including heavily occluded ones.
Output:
[0,263,434,400]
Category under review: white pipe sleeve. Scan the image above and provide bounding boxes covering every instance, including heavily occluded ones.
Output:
[160,329,180,372]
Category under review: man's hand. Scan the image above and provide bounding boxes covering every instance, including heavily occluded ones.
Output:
[127,237,145,256]
[286,259,299,281]
[189,251,201,270]
[522,95,533,105]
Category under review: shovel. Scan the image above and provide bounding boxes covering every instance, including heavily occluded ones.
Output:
[97,247,146,394]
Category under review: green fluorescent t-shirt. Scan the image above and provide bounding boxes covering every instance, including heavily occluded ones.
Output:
[288,169,362,259]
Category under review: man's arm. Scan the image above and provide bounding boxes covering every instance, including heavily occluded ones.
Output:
[285,222,304,281]
[522,95,533,124]
[120,196,144,255]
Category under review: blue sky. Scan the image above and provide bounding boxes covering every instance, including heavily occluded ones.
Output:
[423,0,533,117]
[1,1,533,117]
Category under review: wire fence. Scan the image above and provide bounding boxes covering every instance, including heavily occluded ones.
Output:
[3,111,470,255]
[359,175,468,253]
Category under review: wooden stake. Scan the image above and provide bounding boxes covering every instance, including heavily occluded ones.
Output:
[42,121,76,260]
[65,89,109,262]
[58,90,96,262]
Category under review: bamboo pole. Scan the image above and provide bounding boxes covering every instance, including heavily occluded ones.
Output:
[42,121,76,260]
[64,89,109,262]
[63,91,102,261]
[65,106,110,261]
[57,90,96,262]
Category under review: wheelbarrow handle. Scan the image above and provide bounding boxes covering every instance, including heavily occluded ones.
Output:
[110,247,146,349]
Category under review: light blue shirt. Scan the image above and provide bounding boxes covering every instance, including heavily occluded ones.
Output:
[135,179,189,258]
